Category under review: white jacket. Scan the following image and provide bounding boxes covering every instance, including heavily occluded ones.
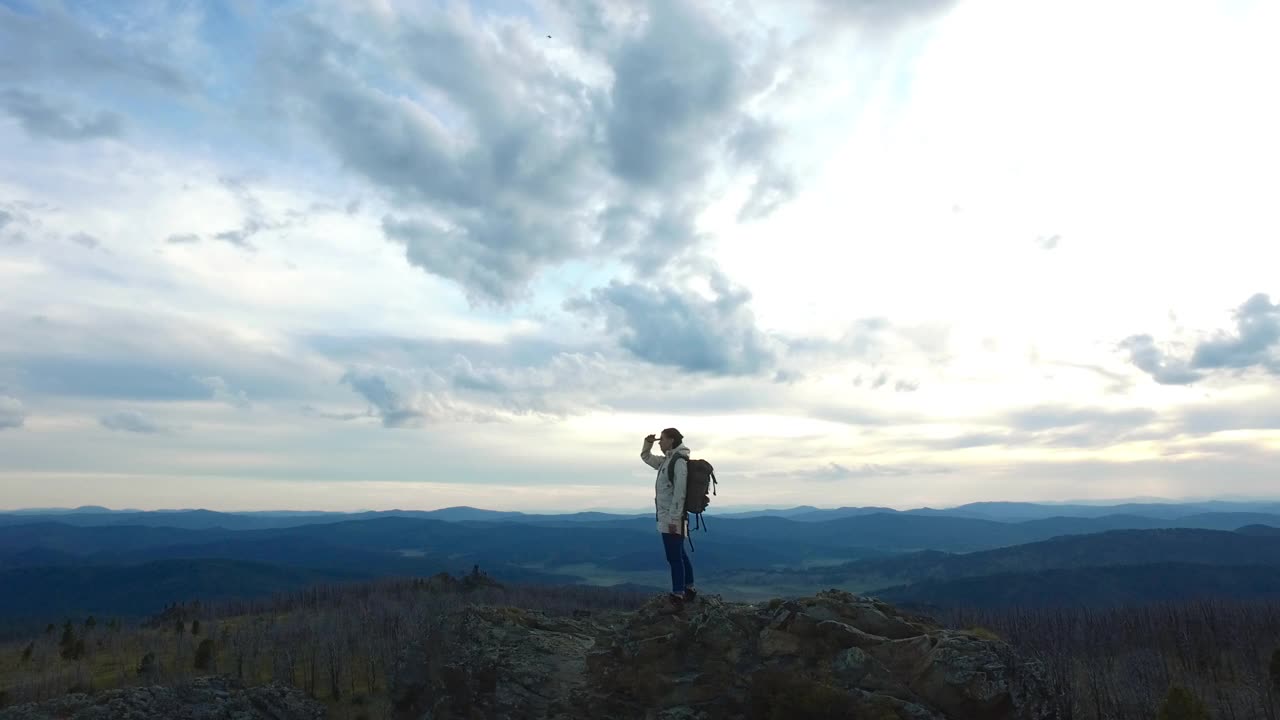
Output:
[642,442,690,536]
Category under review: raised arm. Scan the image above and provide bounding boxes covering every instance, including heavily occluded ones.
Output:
[640,435,663,469]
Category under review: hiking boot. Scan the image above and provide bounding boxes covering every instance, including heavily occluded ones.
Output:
[666,593,685,611]
[682,587,698,602]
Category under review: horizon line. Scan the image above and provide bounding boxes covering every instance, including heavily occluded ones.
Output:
[5,495,1280,515]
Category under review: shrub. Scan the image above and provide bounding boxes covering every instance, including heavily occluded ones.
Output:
[137,651,158,678]
[194,639,214,671]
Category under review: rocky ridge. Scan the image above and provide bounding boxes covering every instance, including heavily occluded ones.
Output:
[391,589,1058,719]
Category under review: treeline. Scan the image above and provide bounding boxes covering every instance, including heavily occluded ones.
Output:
[941,598,1280,720]
[0,570,650,713]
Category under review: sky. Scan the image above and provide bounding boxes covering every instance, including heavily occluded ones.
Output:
[1,0,1279,513]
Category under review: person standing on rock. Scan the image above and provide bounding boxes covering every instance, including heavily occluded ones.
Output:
[641,428,697,606]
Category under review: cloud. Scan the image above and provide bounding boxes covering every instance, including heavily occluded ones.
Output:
[0,89,123,142]
[1188,293,1280,374]
[300,404,370,422]
[1005,405,1158,433]
[99,410,167,433]
[210,177,287,250]
[923,404,1163,450]
[1044,361,1133,394]
[196,376,251,410]
[0,308,322,403]
[788,317,950,368]
[727,118,798,222]
[0,203,33,244]
[1119,334,1204,385]
[68,232,100,249]
[0,395,25,429]
[565,267,781,376]
[255,1,798,305]
[165,233,200,244]
[312,328,835,423]
[326,341,632,424]
[0,5,188,91]
[445,351,623,415]
[1122,293,1280,384]
[339,366,448,428]
[809,0,959,28]
[1173,391,1280,436]
[813,462,952,480]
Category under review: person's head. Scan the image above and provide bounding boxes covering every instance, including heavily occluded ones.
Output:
[658,427,683,453]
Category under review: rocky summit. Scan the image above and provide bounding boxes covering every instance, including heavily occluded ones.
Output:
[0,675,324,720]
[391,589,1058,720]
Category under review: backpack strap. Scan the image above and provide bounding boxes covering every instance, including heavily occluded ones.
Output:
[666,455,687,485]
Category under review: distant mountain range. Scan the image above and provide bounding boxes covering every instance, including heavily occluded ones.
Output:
[875,563,1280,610]
[2,500,1280,636]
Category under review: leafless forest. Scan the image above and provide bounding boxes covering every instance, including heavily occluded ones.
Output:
[942,599,1280,720]
[0,572,649,718]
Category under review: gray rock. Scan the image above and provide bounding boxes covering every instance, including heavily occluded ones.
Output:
[0,676,324,720]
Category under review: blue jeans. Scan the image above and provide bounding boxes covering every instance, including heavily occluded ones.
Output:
[661,532,694,594]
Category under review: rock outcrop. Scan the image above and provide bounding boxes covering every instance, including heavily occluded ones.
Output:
[0,675,325,720]
[391,589,1057,719]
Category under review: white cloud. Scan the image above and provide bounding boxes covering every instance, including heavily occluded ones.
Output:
[0,394,25,429]
[99,410,168,434]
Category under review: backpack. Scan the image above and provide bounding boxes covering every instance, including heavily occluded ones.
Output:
[668,456,718,537]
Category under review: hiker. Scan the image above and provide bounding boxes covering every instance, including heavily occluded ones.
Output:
[641,428,697,605]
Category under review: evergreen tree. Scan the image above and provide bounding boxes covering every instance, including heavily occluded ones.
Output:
[20,642,33,662]
[194,638,214,670]
[58,621,76,660]
[1270,647,1280,689]
[192,619,201,636]
[137,651,158,678]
